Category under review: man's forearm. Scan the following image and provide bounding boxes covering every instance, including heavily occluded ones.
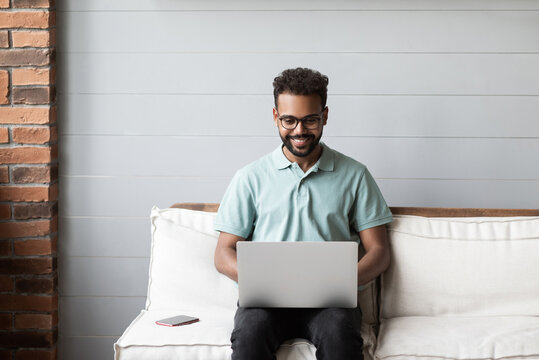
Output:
[215,247,239,283]
[356,245,390,286]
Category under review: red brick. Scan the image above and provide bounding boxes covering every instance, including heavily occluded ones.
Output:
[0,187,50,202]
[0,276,13,292]
[12,68,53,86]
[0,49,52,66]
[14,202,56,219]
[0,204,11,219]
[0,313,12,329]
[0,166,8,183]
[0,146,52,164]
[0,217,57,238]
[0,0,9,8]
[0,127,9,143]
[14,237,56,255]
[16,348,57,360]
[0,240,10,256]
[0,31,8,47]
[0,330,55,348]
[0,107,53,125]
[13,87,53,105]
[0,258,53,275]
[0,70,8,105]
[15,277,55,294]
[0,11,51,29]
[0,294,57,311]
[13,0,54,8]
[12,126,54,144]
[12,30,53,47]
[12,166,54,184]
[15,312,56,329]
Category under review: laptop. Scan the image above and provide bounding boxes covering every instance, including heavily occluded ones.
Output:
[236,241,358,308]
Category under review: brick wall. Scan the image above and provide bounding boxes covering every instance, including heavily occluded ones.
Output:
[0,0,58,359]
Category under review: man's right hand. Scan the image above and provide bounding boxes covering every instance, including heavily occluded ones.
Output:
[214,232,245,282]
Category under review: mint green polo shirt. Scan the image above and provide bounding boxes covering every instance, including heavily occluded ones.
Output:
[214,142,392,244]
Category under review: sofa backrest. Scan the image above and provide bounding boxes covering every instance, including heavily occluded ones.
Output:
[381,214,539,319]
[160,204,539,325]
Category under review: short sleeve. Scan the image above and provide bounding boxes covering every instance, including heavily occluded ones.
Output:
[352,167,393,233]
[214,169,256,239]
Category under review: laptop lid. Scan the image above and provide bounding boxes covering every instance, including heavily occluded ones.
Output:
[237,241,358,308]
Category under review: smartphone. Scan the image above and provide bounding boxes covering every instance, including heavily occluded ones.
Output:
[155,315,200,327]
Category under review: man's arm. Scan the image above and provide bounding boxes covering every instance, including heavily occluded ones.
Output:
[357,224,391,286]
[214,231,245,283]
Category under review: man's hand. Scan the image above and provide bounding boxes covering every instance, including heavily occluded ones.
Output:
[214,232,245,282]
[357,224,391,286]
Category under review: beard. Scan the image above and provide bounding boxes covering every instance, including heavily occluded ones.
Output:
[280,130,323,158]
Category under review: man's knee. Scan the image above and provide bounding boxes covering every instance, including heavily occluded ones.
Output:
[308,307,363,347]
[231,308,280,359]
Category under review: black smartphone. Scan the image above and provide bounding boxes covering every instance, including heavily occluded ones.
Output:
[155,315,200,327]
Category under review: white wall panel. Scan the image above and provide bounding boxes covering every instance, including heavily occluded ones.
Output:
[58,11,539,53]
[56,0,539,11]
[59,136,277,177]
[59,297,145,336]
[59,94,539,138]
[59,257,149,296]
[60,176,230,217]
[59,218,150,257]
[60,135,539,179]
[380,179,539,208]
[58,53,539,95]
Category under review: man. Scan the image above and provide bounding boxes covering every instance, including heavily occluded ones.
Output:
[214,67,393,360]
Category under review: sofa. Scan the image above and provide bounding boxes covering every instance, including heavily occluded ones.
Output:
[114,204,539,360]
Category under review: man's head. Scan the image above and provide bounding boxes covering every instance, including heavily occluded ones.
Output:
[272,68,329,159]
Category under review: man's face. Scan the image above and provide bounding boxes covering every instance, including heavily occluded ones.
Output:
[273,93,328,158]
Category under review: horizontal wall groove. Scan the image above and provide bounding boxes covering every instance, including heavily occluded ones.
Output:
[58,134,539,139]
[56,92,539,97]
[58,51,539,55]
[56,175,539,181]
[57,10,539,13]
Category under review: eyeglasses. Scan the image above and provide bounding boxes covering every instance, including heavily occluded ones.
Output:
[277,108,326,130]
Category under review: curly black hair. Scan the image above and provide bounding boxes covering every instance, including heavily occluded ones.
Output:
[272,67,329,110]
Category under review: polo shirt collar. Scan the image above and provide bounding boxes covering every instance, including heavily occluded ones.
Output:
[272,142,335,172]
[318,142,335,172]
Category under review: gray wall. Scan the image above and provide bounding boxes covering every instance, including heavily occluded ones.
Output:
[56,1,539,358]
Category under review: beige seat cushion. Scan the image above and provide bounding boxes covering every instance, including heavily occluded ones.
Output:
[375,316,539,360]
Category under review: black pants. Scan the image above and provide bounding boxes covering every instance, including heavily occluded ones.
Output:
[230,305,364,360]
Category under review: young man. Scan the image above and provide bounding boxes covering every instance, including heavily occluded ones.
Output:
[214,67,393,360]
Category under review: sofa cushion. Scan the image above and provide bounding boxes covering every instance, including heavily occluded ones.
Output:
[382,215,539,318]
[114,310,377,360]
[146,206,378,324]
[145,206,238,314]
[375,316,539,360]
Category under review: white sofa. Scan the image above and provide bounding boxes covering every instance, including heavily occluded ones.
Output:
[115,204,539,360]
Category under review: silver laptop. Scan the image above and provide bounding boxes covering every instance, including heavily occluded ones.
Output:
[237,241,358,308]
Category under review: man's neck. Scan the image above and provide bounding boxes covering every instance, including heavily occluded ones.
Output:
[282,144,323,173]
